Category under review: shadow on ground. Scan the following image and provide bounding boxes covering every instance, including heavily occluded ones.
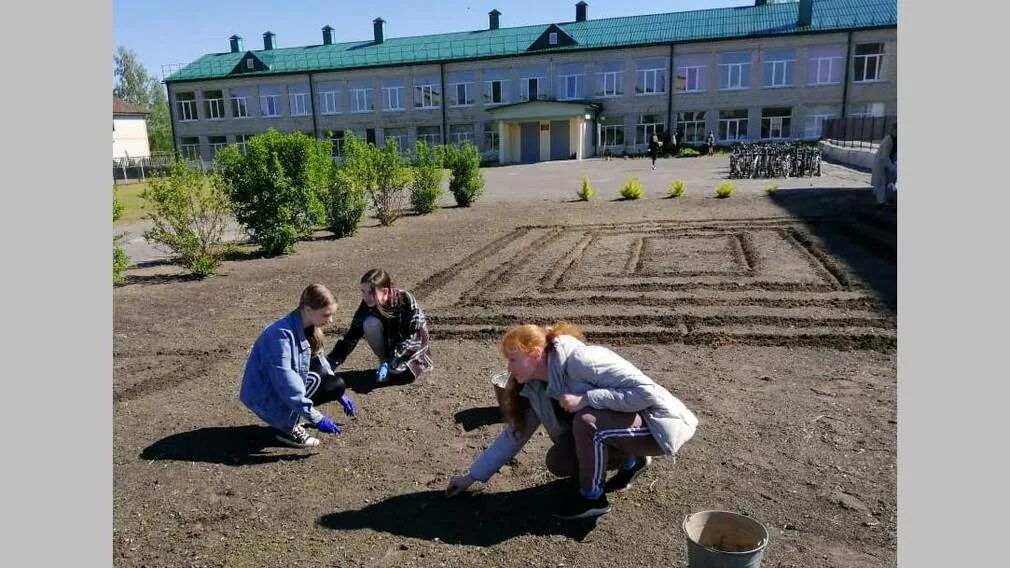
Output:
[140,425,315,466]
[768,186,897,312]
[337,369,416,394]
[454,406,502,431]
[317,479,597,545]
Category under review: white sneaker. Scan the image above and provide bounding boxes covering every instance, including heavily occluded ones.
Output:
[275,424,320,448]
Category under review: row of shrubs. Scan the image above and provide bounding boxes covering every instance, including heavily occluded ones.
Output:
[578,178,782,200]
[113,129,485,283]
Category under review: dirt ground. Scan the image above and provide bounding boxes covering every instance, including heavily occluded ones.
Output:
[113,164,896,567]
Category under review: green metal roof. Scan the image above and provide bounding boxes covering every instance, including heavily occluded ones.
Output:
[165,0,896,83]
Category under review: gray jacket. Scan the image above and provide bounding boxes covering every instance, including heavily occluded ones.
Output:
[469,335,698,482]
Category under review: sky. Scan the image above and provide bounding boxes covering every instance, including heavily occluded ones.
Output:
[113,0,750,83]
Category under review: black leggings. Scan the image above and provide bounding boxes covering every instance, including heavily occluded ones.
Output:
[306,355,347,405]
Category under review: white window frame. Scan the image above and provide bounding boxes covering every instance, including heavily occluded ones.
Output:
[179,138,201,160]
[483,80,506,105]
[549,32,558,45]
[677,66,706,92]
[598,71,622,97]
[558,74,583,100]
[849,102,886,118]
[761,116,790,139]
[601,124,624,148]
[382,86,404,111]
[636,115,665,145]
[677,111,707,143]
[288,93,310,116]
[350,88,371,113]
[416,127,441,145]
[233,134,252,154]
[231,96,249,118]
[809,56,843,85]
[204,96,225,120]
[853,43,885,83]
[450,83,473,107]
[635,67,666,95]
[520,76,545,101]
[719,62,750,90]
[483,125,499,153]
[208,136,229,154]
[415,83,439,109]
[319,90,340,115]
[260,95,280,117]
[176,96,198,122]
[382,129,408,151]
[804,113,834,139]
[719,113,748,141]
[449,125,474,145]
[763,59,795,88]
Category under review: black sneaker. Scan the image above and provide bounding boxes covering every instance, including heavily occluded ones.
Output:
[553,492,611,519]
[604,456,653,494]
[274,424,320,448]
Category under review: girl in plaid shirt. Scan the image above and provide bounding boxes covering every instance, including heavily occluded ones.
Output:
[326,269,433,382]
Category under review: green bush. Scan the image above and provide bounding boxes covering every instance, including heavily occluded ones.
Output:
[765,183,779,195]
[620,177,643,200]
[326,168,369,238]
[113,189,129,285]
[369,139,413,225]
[216,129,330,255]
[715,181,736,198]
[678,147,701,158]
[577,177,595,201]
[668,179,687,198]
[411,141,444,214]
[141,161,232,277]
[444,142,485,207]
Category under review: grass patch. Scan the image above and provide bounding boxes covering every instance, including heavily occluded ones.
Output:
[113,182,153,226]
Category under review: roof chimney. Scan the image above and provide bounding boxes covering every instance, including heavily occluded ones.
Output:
[373,18,385,44]
[263,31,276,50]
[797,0,813,27]
[489,9,501,30]
[229,35,244,53]
[755,0,768,6]
[322,25,334,45]
[576,1,588,22]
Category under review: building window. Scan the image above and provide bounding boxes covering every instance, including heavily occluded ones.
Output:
[719,109,748,141]
[853,42,884,82]
[351,88,371,113]
[635,59,667,95]
[179,136,200,160]
[383,86,404,110]
[383,127,408,151]
[449,124,474,145]
[483,79,506,105]
[231,96,249,118]
[601,124,624,148]
[761,49,795,88]
[557,74,583,100]
[289,93,310,116]
[483,123,499,153]
[416,125,441,145]
[676,66,706,92]
[246,57,255,70]
[176,92,198,121]
[808,46,845,85]
[589,63,622,97]
[760,107,792,139]
[208,135,228,155]
[520,77,544,101]
[260,95,280,117]
[327,130,345,157]
[450,83,474,107]
[203,90,225,120]
[319,90,340,114]
[549,32,558,45]
[636,114,665,145]
[414,82,440,109]
[233,134,253,154]
[803,107,839,139]
[719,51,752,90]
[676,111,707,143]
[849,102,886,117]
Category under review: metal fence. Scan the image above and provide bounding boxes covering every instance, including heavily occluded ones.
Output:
[112,153,216,183]
[820,115,897,149]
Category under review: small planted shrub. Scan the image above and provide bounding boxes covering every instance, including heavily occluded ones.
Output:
[410,141,444,214]
[577,177,595,201]
[370,139,413,226]
[113,189,129,285]
[715,181,736,199]
[142,161,233,277]
[678,147,701,158]
[620,177,643,200]
[766,183,779,195]
[668,179,687,198]
[444,142,485,207]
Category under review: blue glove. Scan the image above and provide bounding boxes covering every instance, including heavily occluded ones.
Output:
[339,394,356,417]
[315,416,341,434]
[376,361,390,383]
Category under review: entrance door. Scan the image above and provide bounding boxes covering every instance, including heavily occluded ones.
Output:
[550,120,570,160]
[520,122,540,163]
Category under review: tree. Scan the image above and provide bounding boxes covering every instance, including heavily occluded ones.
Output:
[113,46,172,153]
